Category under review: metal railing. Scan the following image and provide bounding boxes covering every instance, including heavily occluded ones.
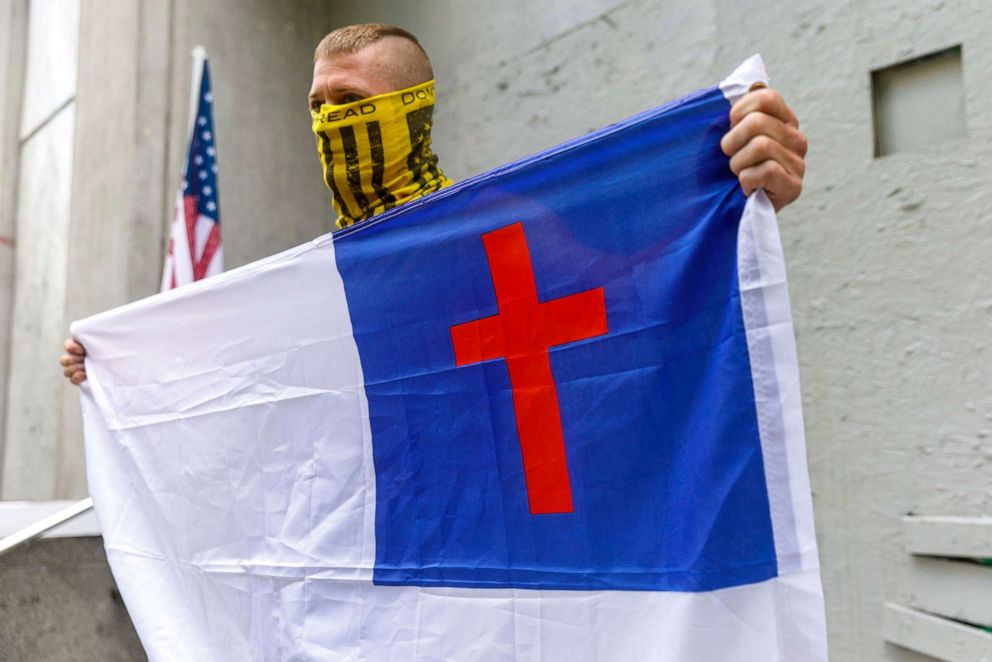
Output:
[0,497,94,558]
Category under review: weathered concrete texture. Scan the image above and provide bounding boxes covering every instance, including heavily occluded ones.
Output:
[18,0,79,139]
[0,0,26,491]
[0,537,145,661]
[2,104,76,499]
[326,2,991,660]
[2,0,80,500]
[58,0,145,500]
[711,3,992,661]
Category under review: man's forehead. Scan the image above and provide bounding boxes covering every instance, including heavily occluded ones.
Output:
[310,41,398,92]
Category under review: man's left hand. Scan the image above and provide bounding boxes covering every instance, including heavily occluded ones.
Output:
[720,87,807,212]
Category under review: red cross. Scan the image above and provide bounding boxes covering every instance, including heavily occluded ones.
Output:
[450,222,608,515]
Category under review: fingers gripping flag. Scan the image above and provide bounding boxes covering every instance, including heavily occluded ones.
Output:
[74,56,826,661]
[161,50,222,291]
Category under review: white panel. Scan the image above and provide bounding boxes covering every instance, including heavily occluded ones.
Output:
[904,516,992,558]
[74,231,377,660]
[884,603,992,662]
[19,0,80,138]
[902,557,992,628]
[290,571,825,662]
[1,104,75,499]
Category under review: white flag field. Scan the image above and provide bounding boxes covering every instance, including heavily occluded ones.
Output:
[74,57,827,661]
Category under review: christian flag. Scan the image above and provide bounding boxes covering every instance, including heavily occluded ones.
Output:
[74,56,826,661]
[161,48,222,291]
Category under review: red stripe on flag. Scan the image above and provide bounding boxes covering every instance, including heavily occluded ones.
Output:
[193,224,221,280]
[183,195,198,265]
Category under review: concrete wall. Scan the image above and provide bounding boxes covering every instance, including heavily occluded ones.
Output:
[0,0,338,499]
[0,537,144,661]
[325,1,990,660]
[0,0,26,495]
[2,0,81,499]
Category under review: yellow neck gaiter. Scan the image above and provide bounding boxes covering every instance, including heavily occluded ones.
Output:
[311,80,453,229]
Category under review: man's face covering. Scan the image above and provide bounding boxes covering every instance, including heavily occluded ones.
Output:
[311,80,452,229]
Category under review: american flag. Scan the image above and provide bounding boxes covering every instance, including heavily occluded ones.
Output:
[162,51,222,291]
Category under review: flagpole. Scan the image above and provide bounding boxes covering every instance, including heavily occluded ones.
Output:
[162,46,209,292]
[186,46,207,145]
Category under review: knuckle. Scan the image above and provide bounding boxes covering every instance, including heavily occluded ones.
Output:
[752,134,776,158]
[729,105,743,126]
[782,185,802,208]
[729,98,750,125]
[767,159,787,178]
[752,160,782,186]
[749,87,769,103]
[753,87,779,109]
[720,132,734,156]
[784,124,807,157]
[790,170,803,191]
[742,111,765,133]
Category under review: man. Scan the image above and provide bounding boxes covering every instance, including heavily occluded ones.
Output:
[61,22,807,383]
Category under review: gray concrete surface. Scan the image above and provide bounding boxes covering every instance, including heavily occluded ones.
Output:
[17,0,79,140]
[0,0,26,494]
[1,0,79,500]
[2,104,76,500]
[0,537,145,661]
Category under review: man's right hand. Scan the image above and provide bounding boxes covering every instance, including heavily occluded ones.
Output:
[61,338,87,385]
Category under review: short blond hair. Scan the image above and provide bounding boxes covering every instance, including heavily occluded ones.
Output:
[314,23,434,89]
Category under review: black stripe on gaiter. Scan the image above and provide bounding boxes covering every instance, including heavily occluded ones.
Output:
[338,125,371,215]
[405,106,442,189]
[316,131,354,219]
[366,121,397,211]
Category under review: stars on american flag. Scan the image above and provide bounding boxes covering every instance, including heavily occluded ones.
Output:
[182,81,220,223]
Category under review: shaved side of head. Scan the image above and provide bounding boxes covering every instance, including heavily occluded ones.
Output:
[314,23,434,90]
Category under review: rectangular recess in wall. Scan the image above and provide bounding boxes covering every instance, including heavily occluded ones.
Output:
[872,46,966,157]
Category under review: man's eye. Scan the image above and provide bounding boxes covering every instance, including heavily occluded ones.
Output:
[309,100,322,112]
[341,93,361,104]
